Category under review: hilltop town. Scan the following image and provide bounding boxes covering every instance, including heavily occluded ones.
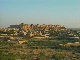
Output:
[0,23,80,41]
[0,23,80,60]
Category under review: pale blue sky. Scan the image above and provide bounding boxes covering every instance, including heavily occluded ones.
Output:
[0,0,80,28]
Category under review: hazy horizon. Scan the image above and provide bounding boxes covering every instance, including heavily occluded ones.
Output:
[0,0,80,28]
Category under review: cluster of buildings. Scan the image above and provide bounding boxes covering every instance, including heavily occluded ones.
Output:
[9,23,66,38]
[9,23,65,30]
[0,23,80,42]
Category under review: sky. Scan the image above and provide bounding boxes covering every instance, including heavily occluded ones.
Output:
[0,0,80,28]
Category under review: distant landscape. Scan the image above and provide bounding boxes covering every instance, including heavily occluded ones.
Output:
[0,0,80,60]
[67,28,80,30]
[0,23,80,60]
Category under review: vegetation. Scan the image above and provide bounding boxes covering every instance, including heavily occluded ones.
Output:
[0,39,80,60]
